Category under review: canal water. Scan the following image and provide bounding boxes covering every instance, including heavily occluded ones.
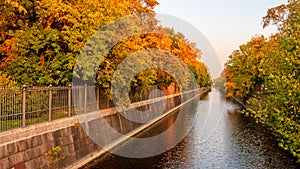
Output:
[83,89,300,169]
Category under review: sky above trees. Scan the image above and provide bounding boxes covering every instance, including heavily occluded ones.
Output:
[155,0,287,74]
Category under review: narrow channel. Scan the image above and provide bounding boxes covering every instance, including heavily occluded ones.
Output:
[83,89,300,169]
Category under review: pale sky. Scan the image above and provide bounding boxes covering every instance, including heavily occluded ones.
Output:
[155,0,287,77]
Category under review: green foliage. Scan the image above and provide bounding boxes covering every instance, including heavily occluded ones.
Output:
[1,0,210,96]
[0,0,159,86]
[44,146,64,167]
[0,73,17,87]
[0,0,211,118]
[50,146,62,157]
[226,0,300,163]
[94,29,211,103]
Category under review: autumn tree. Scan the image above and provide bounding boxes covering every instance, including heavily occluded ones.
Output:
[225,0,300,162]
[0,0,158,86]
[95,27,211,100]
[1,0,211,110]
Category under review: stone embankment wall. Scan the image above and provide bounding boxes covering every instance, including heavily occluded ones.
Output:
[0,88,209,169]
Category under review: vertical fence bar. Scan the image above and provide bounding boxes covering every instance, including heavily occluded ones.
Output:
[84,84,87,114]
[48,85,52,122]
[68,85,71,117]
[22,85,27,127]
[96,87,98,110]
[96,86,99,110]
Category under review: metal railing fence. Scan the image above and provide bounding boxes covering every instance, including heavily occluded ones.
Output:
[0,85,202,132]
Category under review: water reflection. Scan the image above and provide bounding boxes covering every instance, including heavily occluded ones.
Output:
[83,89,299,169]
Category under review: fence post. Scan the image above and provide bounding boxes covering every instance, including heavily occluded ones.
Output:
[68,85,71,117]
[22,85,27,128]
[84,84,87,114]
[48,85,52,122]
[96,86,100,110]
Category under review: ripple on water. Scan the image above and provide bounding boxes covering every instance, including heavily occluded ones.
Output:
[87,90,300,169]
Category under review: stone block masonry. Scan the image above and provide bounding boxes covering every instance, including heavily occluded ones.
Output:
[0,88,208,169]
[0,99,173,168]
[0,116,99,169]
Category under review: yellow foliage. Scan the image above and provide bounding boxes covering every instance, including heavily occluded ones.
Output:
[4,0,27,14]
[0,74,17,88]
